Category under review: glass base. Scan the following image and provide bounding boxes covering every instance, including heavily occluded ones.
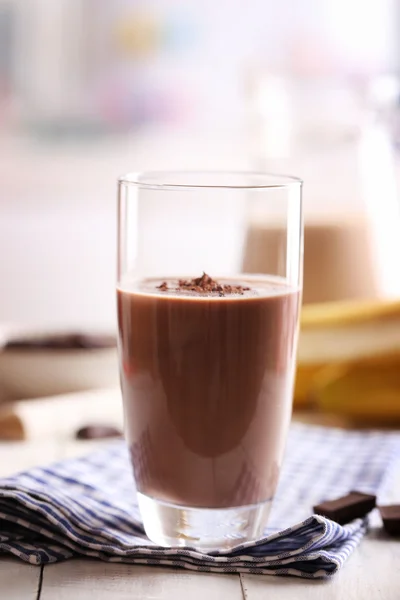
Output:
[137,492,272,551]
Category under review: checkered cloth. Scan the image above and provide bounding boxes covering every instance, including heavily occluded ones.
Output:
[0,423,399,578]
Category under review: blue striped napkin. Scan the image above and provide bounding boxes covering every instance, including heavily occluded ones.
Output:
[0,423,398,578]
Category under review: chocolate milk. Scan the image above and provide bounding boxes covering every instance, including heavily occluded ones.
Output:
[243,219,378,305]
[117,275,299,509]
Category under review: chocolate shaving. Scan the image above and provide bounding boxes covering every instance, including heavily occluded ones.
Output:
[166,273,251,296]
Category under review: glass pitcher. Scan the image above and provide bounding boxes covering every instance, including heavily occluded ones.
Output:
[244,73,400,304]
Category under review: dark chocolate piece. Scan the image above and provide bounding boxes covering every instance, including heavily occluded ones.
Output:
[379,505,400,536]
[313,491,376,525]
[75,425,123,440]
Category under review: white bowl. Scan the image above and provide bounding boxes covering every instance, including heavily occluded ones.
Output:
[0,328,119,402]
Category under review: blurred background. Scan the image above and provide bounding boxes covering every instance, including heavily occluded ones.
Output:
[1,0,400,427]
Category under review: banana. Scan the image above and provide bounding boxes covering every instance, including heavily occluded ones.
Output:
[293,298,400,413]
[294,364,325,406]
[312,358,400,423]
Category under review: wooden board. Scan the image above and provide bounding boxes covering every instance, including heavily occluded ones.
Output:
[0,557,41,600]
[242,530,400,600]
[0,440,61,477]
[39,561,243,600]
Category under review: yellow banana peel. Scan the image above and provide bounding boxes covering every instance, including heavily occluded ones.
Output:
[293,297,400,416]
[294,364,325,406]
[301,297,400,328]
[312,359,400,423]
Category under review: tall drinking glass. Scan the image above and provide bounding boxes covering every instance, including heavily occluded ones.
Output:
[117,171,303,550]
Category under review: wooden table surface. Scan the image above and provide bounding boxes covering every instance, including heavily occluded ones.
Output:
[1,390,399,600]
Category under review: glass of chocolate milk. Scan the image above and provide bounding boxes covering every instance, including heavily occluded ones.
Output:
[117,171,302,549]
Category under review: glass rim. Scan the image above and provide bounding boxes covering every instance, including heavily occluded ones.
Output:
[118,170,303,190]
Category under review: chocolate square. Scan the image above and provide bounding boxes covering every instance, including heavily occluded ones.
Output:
[379,505,400,536]
[314,491,376,525]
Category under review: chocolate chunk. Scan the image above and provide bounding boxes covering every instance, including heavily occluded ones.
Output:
[379,505,400,536]
[75,425,123,440]
[314,491,376,525]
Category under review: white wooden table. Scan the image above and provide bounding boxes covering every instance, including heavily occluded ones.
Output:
[1,390,399,599]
